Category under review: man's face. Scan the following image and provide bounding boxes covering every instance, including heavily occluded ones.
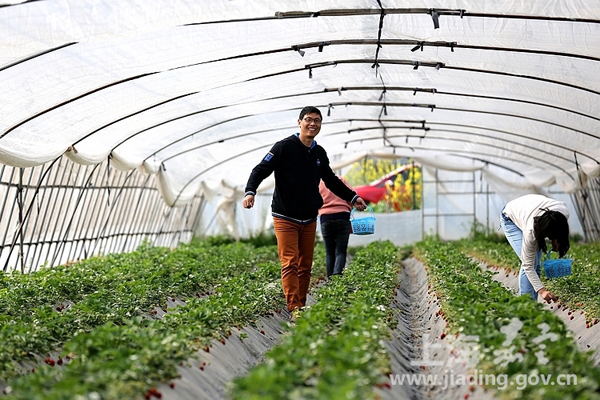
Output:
[298,112,322,139]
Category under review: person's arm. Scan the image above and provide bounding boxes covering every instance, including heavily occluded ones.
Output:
[522,236,557,302]
[243,143,279,209]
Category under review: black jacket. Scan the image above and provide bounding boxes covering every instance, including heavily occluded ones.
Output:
[245,134,357,223]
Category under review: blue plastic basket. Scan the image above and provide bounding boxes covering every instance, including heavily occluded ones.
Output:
[542,251,572,279]
[350,206,376,235]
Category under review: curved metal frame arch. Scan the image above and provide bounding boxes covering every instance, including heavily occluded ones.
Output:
[341,132,573,178]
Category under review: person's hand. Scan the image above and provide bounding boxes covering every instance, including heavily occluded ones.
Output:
[243,194,255,209]
[353,197,367,211]
[538,288,558,303]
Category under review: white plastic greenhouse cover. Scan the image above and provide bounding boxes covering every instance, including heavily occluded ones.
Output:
[1,0,599,207]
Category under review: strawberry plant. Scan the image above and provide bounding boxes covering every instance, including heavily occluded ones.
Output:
[415,238,600,399]
[459,237,600,321]
[230,241,400,400]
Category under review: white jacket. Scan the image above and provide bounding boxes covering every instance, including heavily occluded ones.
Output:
[503,194,569,292]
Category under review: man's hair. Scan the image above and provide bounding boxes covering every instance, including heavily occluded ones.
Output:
[534,209,570,257]
[299,106,322,120]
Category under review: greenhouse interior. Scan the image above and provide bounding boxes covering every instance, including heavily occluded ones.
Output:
[1,1,600,399]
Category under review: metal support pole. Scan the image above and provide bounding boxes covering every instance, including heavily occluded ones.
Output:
[17,168,25,273]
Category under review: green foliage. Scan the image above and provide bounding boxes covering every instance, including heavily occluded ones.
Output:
[0,236,337,399]
[230,241,400,400]
[414,238,600,399]
[459,236,600,322]
[240,232,278,247]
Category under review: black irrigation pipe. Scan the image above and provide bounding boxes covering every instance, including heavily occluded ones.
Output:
[272,8,600,25]
[3,29,597,141]
[328,119,600,164]
[320,39,600,63]
[316,59,600,97]
[323,86,600,123]
[101,64,600,161]
[342,133,573,178]
[153,116,595,178]
[79,68,600,161]
[426,121,600,164]
[339,125,575,164]
[323,98,600,141]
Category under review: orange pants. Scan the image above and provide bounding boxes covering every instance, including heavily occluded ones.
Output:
[273,218,317,311]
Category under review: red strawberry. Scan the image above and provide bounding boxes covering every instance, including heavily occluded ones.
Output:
[260,330,265,335]
[45,358,55,366]
[169,382,175,389]
[57,357,63,365]
[440,333,446,340]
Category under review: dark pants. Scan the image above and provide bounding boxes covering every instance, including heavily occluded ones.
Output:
[320,219,351,277]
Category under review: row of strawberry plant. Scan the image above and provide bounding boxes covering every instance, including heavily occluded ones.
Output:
[0,241,279,380]
[543,242,600,322]
[3,259,287,399]
[229,241,400,400]
[456,235,520,273]
[459,237,600,322]
[415,238,600,399]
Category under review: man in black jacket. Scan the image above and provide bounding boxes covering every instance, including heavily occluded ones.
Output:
[243,106,367,319]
